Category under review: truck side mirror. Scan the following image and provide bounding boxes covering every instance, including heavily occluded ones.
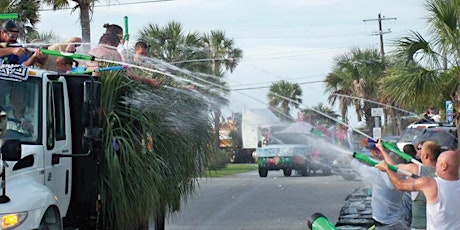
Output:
[83,81,102,127]
[1,139,21,161]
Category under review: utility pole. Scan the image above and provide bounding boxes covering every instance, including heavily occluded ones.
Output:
[363,13,396,63]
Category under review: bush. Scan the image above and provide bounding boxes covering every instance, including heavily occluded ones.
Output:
[207,149,231,170]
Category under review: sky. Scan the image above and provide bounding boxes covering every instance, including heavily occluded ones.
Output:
[36,0,430,124]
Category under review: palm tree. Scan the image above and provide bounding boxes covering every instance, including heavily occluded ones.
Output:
[138,21,210,85]
[301,102,339,125]
[324,47,385,128]
[0,0,41,41]
[41,0,95,46]
[26,30,58,43]
[201,30,243,149]
[268,80,302,121]
[379,54,446,113]
[386,0,460,140]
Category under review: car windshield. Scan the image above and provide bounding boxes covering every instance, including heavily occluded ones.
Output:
[268,132,310,145]
[0,78,42,144]
[398,128,426,142]
[413,128,457,150]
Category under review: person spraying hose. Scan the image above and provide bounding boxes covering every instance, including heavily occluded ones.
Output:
[375,150,460,230]
[375,140,441,230]
[350,148,409,229]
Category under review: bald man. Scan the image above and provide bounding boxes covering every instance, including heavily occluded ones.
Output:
[376,150,460,230]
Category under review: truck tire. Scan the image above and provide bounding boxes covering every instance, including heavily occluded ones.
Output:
[322,167,332,176]
[38,207,62,230]
[300,163,311,176]
[301,168,309,176]
[258,167,268,177]
[283,168,292,177]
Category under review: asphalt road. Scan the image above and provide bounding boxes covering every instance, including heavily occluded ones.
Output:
[161,168,364,230]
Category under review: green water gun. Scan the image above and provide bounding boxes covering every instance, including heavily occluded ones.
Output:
[0,13,19,20]
[353,152,419,178]
[363,138,422,166]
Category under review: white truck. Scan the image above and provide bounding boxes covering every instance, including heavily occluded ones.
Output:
[0,65,102,229]
[241,108,284,161]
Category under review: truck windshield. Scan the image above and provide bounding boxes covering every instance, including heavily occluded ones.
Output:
[398,128,425,142]
[268,132,310,145]
[0,77,42,144]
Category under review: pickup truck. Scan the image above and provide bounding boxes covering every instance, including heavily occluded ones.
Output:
[254,144,332,177]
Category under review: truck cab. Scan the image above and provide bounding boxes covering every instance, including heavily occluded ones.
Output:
[0,65,101,229]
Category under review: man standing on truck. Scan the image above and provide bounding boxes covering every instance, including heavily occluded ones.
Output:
[0,20,45,66]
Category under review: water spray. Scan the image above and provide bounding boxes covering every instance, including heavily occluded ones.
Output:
[263,91,423,166]
[332,93,418,117]
[308,213,336,230]
[353,152,419,178]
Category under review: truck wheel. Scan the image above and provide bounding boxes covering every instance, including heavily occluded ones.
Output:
[258,167,268,177]
[301,163,311,176]
[38,221,50,230]
[38,207,62,230]
[301,168,309,176]
[322,167,332,176]
[283,168,292,177]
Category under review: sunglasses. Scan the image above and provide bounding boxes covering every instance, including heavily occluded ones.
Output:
[7,32,18,39]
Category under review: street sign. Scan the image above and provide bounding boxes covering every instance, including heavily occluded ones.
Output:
[371,108,383,117]
[446,101,453,123]
[373,127,381,139]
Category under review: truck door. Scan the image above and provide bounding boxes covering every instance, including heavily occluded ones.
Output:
[43,80,72,216]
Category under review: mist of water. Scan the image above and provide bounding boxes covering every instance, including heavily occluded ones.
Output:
[22,40,228,136]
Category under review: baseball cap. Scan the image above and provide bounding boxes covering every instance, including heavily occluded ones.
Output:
[2,20,19,32]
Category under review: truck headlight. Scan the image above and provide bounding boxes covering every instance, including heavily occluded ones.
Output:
[1,212,28,229]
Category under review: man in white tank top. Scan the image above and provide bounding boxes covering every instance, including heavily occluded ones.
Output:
[376,150,460,230]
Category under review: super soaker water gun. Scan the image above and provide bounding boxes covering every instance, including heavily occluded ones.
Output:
[353,152,419,178]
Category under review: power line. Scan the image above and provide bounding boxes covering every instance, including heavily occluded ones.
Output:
[229,74,326,88]
[363,13,396,62]
[231,80,325,91]
[38,0,174,11]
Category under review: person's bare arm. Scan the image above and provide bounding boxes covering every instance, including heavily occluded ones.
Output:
[22,49,44,67]
[414,176,438,204]
[376,140,418,174]
[376,160,438,203]
[127,70,160,88]
[0,47,25,57]
[376,160,412,190]
[376,139,396,165]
